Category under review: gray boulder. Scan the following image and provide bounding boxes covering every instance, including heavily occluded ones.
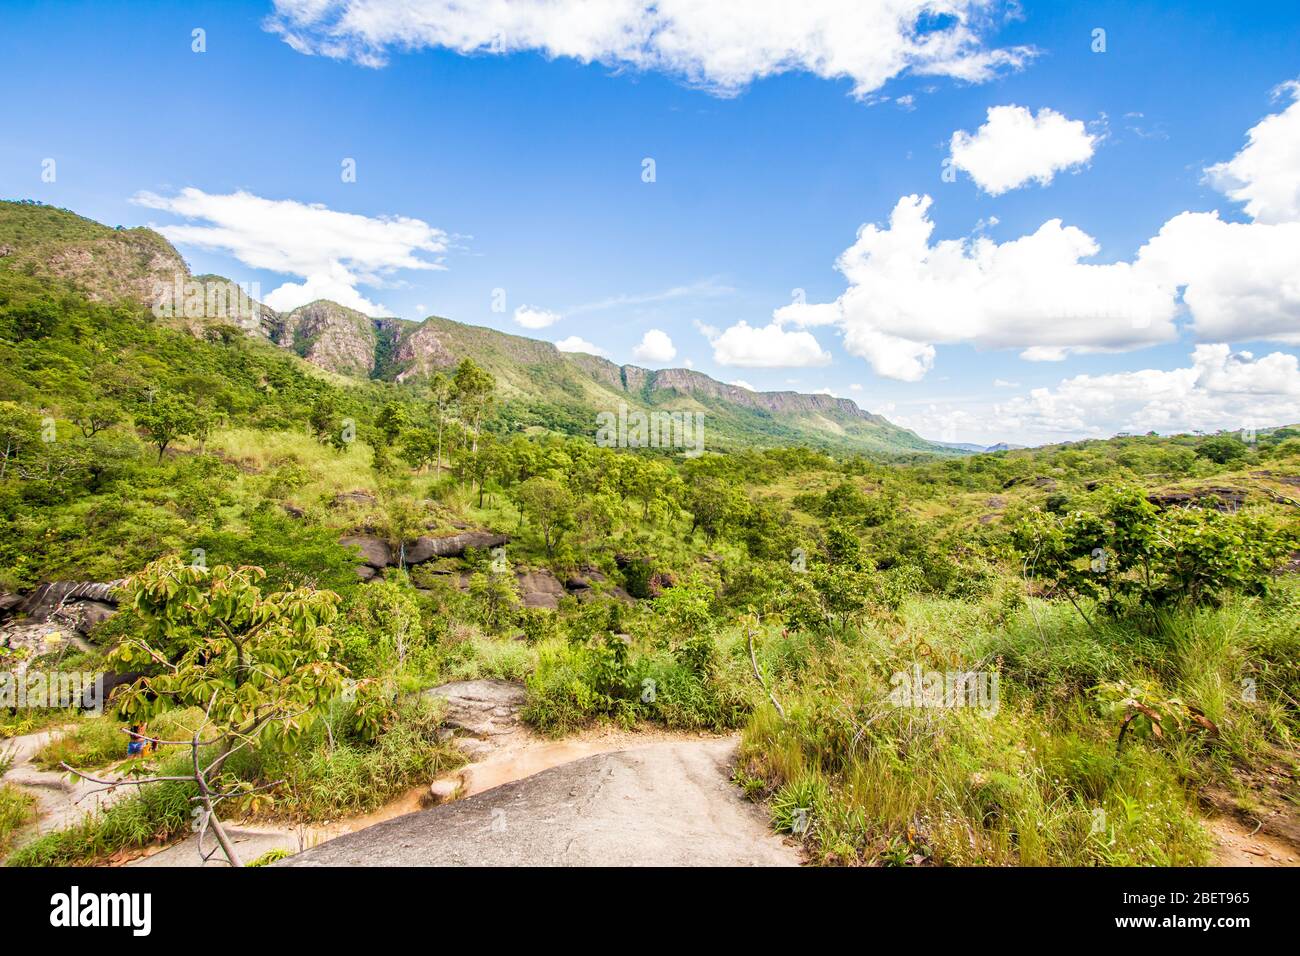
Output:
[340,535,393,569]
[404,531,510,564]
[422,679,526,737]
[515,568,566,609]
[8,581,124,636]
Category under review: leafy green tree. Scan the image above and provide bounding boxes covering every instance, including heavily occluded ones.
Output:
[400,427,439,473]
[84,430,139,491]
[94,556,346,866]
[72,399,121,438]
[308,395,351,451]
[191,405,222,455]
[347,575,423,666]
[6,298,60,340]
[452,358,495,454]
[515,476,575,557]
[1195,435,1248,464]
[627,458,679,522]
[376,401,410,447]
[468,568,521,633]
[0,401,40,480]
[684,474,742,541]
[462,434,506,507]
[1013,485,1297,621]
[377,484,425,568]
[134,394,199,462]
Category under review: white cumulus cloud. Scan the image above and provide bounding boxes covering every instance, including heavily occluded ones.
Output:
[1137,211,1300,345]
[897,345,1300,445]
[131,188,447,316]
[777,194,1178,380]
[704,320,831,368]
[261,270,389,315]
[513,305,561,329]
[267,0,1033,99]
[781,90,1300,384]
[949,105,1098,195]
[996,345,1300,440]
[555,335,609,357]
[1206,80,1300,225]
[632,328,677,364]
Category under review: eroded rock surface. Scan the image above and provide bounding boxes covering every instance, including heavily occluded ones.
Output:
[281,738,800,867]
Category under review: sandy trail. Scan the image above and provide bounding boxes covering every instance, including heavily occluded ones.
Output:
[2,726,130,837]
[1209,816,1300,867]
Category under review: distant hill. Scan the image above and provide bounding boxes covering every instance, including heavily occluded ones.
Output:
[0,199,948,457]
[935,440,1029,454]
[936,441,990,453]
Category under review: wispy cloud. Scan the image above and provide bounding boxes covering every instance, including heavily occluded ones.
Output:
[266,1,1034,100]
[566,277,734,316]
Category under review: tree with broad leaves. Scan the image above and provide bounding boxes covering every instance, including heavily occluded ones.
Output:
[64,556,347,867]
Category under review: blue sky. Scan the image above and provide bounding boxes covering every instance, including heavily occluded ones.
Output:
[2,1,1298,445]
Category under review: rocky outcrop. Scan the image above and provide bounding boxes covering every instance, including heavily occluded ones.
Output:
[405,532,509,563]
[280,738,801,867]
[421,679,528,763]
[561,354,906,428]
[391,322,456,382]
[422,680,526,739]
[340,536,393,569]
[275,301,379,377]
[1147,487,1249,512]
[341,531,511,573]
[3,580,123,636]
[515,569,566,609]
[1002,476,1059,490]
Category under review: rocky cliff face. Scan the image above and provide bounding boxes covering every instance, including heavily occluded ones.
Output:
[554,359,884,423]
[640,366,876,419]
[391,321,457,381]
[274,300,380,377]
[0,200,189,308]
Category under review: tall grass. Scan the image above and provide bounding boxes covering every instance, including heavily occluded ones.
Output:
[0,783,37,858]
[737,585,1298,866]
[208,427,377,507]
[7,701,460,865]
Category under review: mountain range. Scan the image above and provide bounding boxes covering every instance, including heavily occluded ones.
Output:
[0,200,953,457]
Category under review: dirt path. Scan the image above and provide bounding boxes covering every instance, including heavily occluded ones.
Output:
[2,727,128,837]
[1209,816,1300,867]
[281,736,801,867]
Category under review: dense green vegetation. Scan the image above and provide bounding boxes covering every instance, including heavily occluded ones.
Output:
[2,254,1298,867]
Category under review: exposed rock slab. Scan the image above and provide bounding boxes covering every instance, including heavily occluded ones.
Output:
[1147,487,1248,511]
[341,531,510,571]
[405,531,509,564]
[421,680,527,739]
[280,738,800,867]
[1,579,120,637]
[340,535,393,569]
[515,568,566,609]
